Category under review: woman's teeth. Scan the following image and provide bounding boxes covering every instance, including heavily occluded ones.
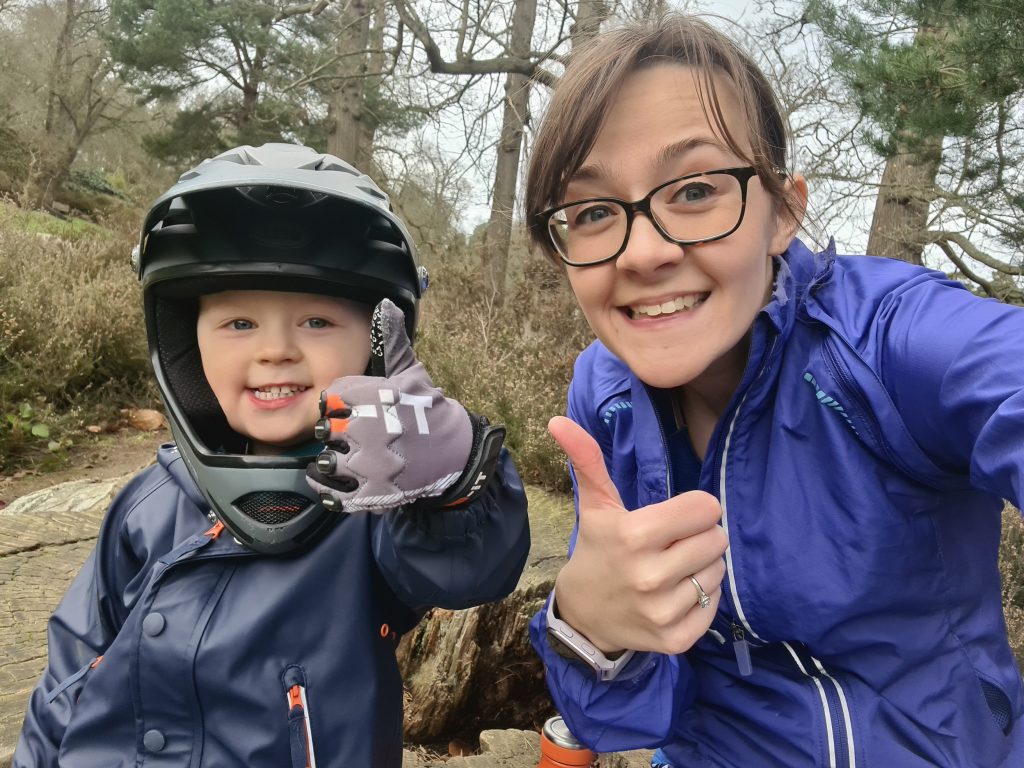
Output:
[253,385,308,401]
[630,294,708,318]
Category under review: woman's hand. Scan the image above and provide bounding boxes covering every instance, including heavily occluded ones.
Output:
[549,416,728,655]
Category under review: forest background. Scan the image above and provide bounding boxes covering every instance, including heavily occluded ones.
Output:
[1,0,1023,690]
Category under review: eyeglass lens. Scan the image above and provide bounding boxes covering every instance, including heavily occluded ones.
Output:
[548,171,744,264]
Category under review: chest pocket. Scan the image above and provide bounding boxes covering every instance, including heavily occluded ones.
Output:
[46,655,103,706]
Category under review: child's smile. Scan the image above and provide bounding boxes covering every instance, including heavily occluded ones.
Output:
[249,384,311,406]
[196,291,371,454]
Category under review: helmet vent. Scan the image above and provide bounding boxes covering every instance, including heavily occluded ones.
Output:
[234,491,312,525]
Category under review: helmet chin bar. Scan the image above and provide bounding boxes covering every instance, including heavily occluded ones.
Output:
[157,363,342,556]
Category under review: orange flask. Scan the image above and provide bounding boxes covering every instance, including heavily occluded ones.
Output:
[537,716,596,767]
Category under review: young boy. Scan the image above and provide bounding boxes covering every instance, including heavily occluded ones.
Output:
[14,143,530,767]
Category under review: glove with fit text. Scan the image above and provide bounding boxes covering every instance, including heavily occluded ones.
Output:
[306,299,505,514]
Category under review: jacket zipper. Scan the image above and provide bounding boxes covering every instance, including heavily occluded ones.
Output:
[287,682,318,768]
[716,331,856,765]
[713,333,778,671]
[783,642,856,768]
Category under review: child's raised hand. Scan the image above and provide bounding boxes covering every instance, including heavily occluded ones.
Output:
[306,299,505,514]
[548,416,728,655]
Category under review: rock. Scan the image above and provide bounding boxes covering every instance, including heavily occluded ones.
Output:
[400,728,655,768]
[0,474,135,765]
[124,408,166,432]
[398,486,574,741]
[597,748,657,767]
[0,478,126,556]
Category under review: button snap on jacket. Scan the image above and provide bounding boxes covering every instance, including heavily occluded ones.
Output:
[142,612,166,636]
[143,729,166,752]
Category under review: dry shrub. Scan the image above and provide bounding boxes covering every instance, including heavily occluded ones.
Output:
[417,259,592,491]
[1000,504,1024,668]
[0,223,151,418]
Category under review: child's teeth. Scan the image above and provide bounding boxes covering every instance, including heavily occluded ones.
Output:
[254,386,307,401]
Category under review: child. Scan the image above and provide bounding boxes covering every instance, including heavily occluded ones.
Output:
[524,14,1024,768]
[14,143,530,767]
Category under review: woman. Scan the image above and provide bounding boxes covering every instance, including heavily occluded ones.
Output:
[526,14,1024,768]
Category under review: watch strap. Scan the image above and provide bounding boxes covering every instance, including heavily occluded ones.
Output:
[545,594,635,681]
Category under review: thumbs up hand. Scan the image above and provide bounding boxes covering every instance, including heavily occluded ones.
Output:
[549,416,728,655]
[306,299,505,514]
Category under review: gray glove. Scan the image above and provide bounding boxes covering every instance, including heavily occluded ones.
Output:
[306,299,505,514]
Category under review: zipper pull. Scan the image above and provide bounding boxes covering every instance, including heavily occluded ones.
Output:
[732,624,753,676]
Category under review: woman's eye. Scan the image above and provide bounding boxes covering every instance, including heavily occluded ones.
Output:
[230,319,253,330]
[673,182,715,203]
[573,204,616,228]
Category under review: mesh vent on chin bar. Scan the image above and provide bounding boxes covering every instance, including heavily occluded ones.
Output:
[233,491,313,525]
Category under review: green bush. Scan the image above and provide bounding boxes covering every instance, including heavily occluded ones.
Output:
[0,212,152,466]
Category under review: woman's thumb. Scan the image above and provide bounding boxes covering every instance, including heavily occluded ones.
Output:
[548,416,623,509]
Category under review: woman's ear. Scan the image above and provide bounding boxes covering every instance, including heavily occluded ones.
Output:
[769,173,809,255]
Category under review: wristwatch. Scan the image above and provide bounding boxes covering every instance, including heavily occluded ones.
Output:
[546,594,635,681]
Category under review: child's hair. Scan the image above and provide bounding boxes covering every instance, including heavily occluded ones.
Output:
[525,13,801,264]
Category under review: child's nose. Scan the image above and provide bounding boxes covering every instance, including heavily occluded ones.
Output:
[258,327,301,363]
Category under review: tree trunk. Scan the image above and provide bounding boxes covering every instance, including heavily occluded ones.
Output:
[397,488,573,741]
[866,134,943,265]
[481,0,538,302]
[357,0,387,168]
[30,0,78,208]
[571,0,606,48]
[330,0,371,166]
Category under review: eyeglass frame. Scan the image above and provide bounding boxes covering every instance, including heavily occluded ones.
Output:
[539,165,769,267]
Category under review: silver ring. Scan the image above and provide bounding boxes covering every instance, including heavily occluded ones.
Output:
[690,576,711,609]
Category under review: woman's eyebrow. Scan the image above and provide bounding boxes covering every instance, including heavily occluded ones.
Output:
[569,137,727,186]
[653,137,722,169]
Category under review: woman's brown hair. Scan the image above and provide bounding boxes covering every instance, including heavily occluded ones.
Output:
[525,14,800,264]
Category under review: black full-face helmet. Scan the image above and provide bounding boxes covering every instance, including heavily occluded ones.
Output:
[135,143,428,555]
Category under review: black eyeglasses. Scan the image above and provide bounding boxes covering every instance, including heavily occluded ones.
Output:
[540,166,760,267]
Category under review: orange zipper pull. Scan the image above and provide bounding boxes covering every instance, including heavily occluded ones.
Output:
[204,521,225,539]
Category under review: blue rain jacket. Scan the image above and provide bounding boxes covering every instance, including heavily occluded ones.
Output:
[530,240,1024,767]
[15,444,529,767]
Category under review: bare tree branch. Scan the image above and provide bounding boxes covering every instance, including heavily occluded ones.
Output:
[391,0,559,87]
[276,0,332,21]
[929,230,1024,276]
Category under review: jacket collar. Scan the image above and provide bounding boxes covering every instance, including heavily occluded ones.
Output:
[157,443,208,509]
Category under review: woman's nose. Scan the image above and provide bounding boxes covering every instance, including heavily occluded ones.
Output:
[615,213,685,275]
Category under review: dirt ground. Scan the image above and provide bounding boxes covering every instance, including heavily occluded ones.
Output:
[0,427,169,508]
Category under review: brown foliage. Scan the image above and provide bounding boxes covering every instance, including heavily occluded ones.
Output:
[416,257,592,491]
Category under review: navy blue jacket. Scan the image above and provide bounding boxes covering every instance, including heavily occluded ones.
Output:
[530,241,1024,767]
[16,444,529,767]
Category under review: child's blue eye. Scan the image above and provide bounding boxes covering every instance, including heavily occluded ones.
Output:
[306,317,331,329]
[231,319,254,330]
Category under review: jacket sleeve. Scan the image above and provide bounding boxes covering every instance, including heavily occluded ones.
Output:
[12,473,153,767]
[371,447,529,611]
[870,273,1024,505]
[528,596,696,752]
[527,352,697,752]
